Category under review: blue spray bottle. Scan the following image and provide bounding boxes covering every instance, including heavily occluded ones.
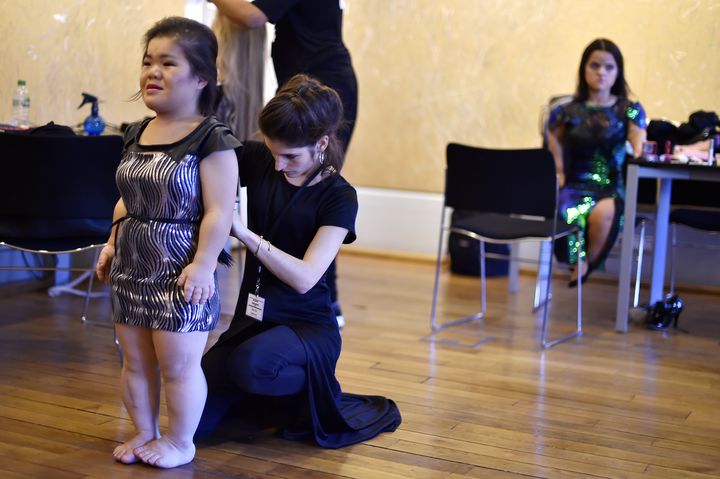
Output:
[77,92,105,135]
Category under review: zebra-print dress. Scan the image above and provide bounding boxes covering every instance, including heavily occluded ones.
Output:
[109,116,240,333]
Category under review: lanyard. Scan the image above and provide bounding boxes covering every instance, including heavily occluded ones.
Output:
[253,166,324,296]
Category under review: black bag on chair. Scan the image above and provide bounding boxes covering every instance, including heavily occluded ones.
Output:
[448,210,509,277]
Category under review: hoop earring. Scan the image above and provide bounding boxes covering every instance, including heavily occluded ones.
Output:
[318,151,325,165]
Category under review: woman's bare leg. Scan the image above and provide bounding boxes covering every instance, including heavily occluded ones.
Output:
[134,330,209,469]
[113,324,160,464]
[571,197,615,282]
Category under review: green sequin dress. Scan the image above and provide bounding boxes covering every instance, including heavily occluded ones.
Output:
[549,98,646,266]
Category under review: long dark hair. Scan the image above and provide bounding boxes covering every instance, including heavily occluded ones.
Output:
[575,38,629,101]
[259,74,345,172]
[142,16,218,115]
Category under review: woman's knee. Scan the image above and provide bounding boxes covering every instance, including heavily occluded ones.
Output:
[226,345,279,393]
[589,199,615,227]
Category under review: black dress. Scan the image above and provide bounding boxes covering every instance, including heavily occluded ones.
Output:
[203,141,401,448]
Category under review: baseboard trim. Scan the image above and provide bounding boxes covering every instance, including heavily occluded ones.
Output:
[342,245,438,264]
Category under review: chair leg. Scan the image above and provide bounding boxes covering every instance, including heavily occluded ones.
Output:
[426,215,490,347]
[541,233,583,349]
[430,211,448,332]
[508,243,520,294]
[669,223,678,296]
[479,240,487,318]
[76,249,115,329]
[80,249,100,323]
[533,240,552,311]
[632,219,646,308]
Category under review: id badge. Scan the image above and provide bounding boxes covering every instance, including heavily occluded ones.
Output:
[246,293,265,321]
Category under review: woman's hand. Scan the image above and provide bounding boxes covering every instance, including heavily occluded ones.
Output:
[178,262,216,305]
[557,171,566,189]
[95,244,115,283]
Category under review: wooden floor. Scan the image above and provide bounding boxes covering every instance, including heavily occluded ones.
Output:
[1,250,719,478]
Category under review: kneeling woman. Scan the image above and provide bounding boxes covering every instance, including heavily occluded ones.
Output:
[198,74,401,447]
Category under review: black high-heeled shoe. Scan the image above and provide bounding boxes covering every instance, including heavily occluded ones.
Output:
[645,295,684,330]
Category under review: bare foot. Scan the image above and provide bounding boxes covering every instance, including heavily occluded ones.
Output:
[113,431,157,464]
[134,436,195,469]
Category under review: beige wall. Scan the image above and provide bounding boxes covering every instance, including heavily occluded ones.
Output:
[0,0,185,131]
[342,0,720,192]
[2,1,718,193]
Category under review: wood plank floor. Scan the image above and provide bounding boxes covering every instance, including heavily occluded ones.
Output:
[1,250,719,478]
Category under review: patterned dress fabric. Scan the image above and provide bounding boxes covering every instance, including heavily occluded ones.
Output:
[548,98,647,266]
[110,116,240,332]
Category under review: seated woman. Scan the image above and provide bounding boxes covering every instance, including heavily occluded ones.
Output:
[197,74,401,448]
[547,38,647,286]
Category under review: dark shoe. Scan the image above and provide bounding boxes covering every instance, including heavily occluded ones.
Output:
[568,264,592,288]
[645,295,684,330]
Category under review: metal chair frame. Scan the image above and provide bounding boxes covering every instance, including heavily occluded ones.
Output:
[0,242,105,322]
[0,132,123,360]
[428,144,583,349]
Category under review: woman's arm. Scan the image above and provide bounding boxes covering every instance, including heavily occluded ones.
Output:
[209,0,268,28]
[627,121,647,159]
[178,149,238,304]
[233,217,348,294]
[95,198,126,283]
[546,125,566,188]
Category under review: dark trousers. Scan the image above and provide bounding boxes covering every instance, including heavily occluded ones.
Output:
[196,324,308,438]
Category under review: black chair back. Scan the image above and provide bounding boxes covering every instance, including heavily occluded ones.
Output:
[445,143,557,219]
[0,133,123,250]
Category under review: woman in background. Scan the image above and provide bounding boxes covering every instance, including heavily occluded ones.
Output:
[547,38,647,286]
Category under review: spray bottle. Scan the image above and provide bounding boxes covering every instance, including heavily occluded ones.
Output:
[77,92,105,135]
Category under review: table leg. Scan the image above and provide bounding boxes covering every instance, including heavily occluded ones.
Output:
[650,178,672,303]
[615,164,638,332]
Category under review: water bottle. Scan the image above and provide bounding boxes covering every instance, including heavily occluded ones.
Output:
[11,80,31,128]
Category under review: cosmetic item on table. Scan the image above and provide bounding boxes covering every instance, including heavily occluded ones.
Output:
[641,141,657,162]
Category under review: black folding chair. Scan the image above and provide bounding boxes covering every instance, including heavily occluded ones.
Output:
[429,144,583,349]
[0,132,122,328]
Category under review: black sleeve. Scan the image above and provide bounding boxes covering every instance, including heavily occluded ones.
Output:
[198,123,242,159]
[318,179,358,244]
[252,0,301,23]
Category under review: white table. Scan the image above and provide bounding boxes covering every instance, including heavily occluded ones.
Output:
[615,160,720,332]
